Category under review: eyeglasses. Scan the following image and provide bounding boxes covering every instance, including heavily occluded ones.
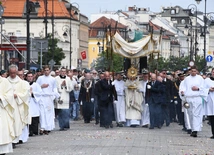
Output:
[75,87,79,88]
[45,70,49,71]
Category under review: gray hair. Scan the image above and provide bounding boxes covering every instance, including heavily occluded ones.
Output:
[8,64,18,71]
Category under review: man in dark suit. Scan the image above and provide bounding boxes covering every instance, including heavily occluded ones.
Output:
[173,72,185,128]
[99,71,117,129]
[145,73,163,129]
[160,69,174,126]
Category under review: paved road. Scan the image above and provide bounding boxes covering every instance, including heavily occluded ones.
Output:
[8,120,214,155]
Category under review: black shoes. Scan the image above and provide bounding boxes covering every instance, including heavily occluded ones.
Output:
[186,130,191,134]
[190,131,197,137]
[210,136,214,139]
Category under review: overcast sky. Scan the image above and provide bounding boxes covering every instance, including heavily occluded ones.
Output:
[72,0,214,19]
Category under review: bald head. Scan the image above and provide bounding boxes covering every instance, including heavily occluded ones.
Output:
[151,73,156,82]
[104,71,110,80]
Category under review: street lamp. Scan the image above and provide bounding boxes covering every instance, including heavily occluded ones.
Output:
[196,0,214,72]
[26,0,40,70]
[63,2,79,69]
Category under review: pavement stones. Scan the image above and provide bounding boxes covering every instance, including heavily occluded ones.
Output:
[8,120,214,155]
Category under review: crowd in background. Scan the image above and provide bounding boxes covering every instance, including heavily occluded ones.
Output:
[1,64,214,155]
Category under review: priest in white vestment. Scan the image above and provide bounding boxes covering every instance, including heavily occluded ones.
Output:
[7,65,30,144]
[36,66,59,135]
[26,72,42,136]
[204,69,214,139]
[0,77,15,154]
[17,70,31,143]
[112,73,126,127]
[179,80,191,134]
[125,73,143,127]
[179,66,208,137]
[55,68,72,130]
[139,69,150,127]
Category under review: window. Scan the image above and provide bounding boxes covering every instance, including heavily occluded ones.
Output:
[171,9,175,15]
[97,31,104,37]
[99,46,103,53]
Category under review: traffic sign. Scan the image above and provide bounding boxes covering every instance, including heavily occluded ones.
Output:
[206,55,213,62]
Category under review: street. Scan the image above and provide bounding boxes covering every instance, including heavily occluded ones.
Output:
[8,120,214,155]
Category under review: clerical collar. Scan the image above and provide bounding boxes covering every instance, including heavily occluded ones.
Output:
[60,75,66,79]
[29,81,34,85]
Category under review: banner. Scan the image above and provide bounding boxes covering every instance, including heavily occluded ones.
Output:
[81,51,87,60]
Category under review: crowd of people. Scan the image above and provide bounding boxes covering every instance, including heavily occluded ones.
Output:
[1,64,214,155]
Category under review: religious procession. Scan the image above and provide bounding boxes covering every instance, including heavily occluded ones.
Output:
[1,63,214,155]
[0,22,214,155]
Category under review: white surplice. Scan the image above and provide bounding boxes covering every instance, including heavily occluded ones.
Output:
[0,77,15,154]
[112,79,126,123]
[36,75,59,131]
[179,75,208,132]
[55,76,73,109]
[7,76,30,143]
[179,81,191,130]
[204,78,214,116]
[29,82,42,117]
[139,80,150,126]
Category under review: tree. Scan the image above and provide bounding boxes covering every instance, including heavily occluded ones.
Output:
[94,50,123,72]
[38,34,65,66]
[148,55,206,72]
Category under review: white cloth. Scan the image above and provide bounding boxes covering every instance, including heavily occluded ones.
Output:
[179,75,208,131]
[55,76,73,109]
[204,78,214,116]
[113,80,126,123]
[7,76,30,140]
[29,82,42,117]
[0,77,14,154]
[0,143,13,154]
[125,79,143,126]
[140,80,150,126]
[112,32,161,58]
[19,126,29,143]
[36,75,58,130]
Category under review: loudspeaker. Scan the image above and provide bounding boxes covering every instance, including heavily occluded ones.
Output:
[139,56,147,73]
[124,58,131,73]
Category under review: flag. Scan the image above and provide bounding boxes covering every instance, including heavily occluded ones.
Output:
[81,51,87,60]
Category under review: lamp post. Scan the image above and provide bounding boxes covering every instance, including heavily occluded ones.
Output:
[62,2,79,69]
[26,0,40,70]
[188,4,198,61]
[195,0,207,71]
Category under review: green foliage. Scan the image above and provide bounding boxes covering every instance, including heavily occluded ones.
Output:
[94,50,123,72]
[148,55,206,72]
[38,34,65,65]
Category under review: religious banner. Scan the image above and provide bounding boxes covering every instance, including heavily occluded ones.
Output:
[81,51,87,60]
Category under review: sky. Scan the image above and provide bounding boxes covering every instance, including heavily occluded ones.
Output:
[72,0,214,19]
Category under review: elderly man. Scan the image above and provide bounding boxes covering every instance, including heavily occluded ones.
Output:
[99,71,117,128]
[7,65,30,146]
[55,68,73,130]
[16,70,31,144]
[78,72,95,123]
[36,66,59,135]
[180,66,208,137]
[0,75,15,154]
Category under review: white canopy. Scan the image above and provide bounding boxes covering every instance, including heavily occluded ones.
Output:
[112,32,161,58]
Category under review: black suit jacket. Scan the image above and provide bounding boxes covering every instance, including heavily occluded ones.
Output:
[99,79,117,105]
[145,81,165,105]
[162,78,174,103]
